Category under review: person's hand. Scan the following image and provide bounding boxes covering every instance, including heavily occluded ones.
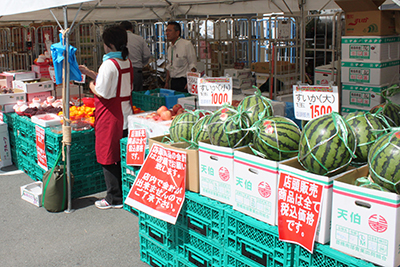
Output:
[164,82,169,89]
[79,65,89,75]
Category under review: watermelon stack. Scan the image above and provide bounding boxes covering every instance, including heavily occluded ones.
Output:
[368,130,400,193]
[252,116,301,161]
[207,106,251,148]
[169,111,199,142]
[370,102,400,127]
[298,112,357,176]
[238,89,273,126]
[344,111,386,165]
[191,114,211,145]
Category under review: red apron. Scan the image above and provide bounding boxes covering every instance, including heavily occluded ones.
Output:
[94,58,133,165]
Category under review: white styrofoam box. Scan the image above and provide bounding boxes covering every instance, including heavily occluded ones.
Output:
[314,64,337,85]
[0,89,26,105]
[342,83,387,110]
[2,70,36,81]
[341,60,400,86]
[233,146,279,225]
[233,78,255,89]
[199,140,236,205]
[330,165,400,267]
[55,83,80,99]
[0,103,16,113]
[341,35,400,61]
[13,78,54,93]
[31,113,62,127]
[224,68,252,79]
[0,122,12,168]
[20,181,43,207]
[278,157,346,244]
[27,91,52,103]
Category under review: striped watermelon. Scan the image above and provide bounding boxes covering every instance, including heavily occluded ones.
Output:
[298,112,357,176]
[207,106,251,148]
[191,114,211,145]
[238,91,273,126]
[344,111,385,164]
[253,116,301,161]
[370,102,400,127]
[169,111,199,142]
[368,130,400,193]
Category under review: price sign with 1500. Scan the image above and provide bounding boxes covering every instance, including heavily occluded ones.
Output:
[198,77,232,106]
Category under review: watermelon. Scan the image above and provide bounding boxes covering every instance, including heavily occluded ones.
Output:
[368,130,400,193]
[355,177,390,192]
[238,90,273,126]
[298,112,357,176]
[169,111,198,142]
[370,102,400,127]
[207,106,251,148]
[253,116,301,161]
[191,114,211,144]
[344,111,386,164]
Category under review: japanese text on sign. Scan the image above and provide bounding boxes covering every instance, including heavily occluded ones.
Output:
[293,85,339,120]
[36,125,48,171]
[126,129,147,166]
[187,72,201,94]
[124,143,186,224]
[198,77,232,106]
[278,172,324,253]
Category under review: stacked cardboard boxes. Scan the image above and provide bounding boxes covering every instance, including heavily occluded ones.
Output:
[223,68,254,93]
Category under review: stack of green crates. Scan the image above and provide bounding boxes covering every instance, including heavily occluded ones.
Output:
[3,113,20,168]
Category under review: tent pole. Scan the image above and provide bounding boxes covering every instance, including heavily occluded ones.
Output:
[63,6,73,214]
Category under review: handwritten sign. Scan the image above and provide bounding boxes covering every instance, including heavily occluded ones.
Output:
[293,85,339,120]
[36,125,48,171]
[187,72,201,94]
[277,172,324,253]
[124,143,186,224]
[126,129,147,166]
[198,77,232,106]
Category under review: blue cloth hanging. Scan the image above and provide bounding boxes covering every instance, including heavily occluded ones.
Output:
[50,33,82,85]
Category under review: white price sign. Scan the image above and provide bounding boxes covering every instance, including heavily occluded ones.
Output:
[198,77,232,106]
[293,85,339,120]
[186,72,201,94]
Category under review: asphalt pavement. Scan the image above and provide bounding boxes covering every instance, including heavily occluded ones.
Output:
[0,164,149,267]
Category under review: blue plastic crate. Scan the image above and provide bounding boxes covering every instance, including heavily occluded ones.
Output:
[132,88,191,111]
[294,243,377,267]
[140,233,176,267]
[224,208,294,267]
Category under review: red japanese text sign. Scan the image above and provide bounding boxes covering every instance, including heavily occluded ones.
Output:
[124,143,186,224]
[36,125,48,171]
[126,129,147,166]
[277,172,324,253]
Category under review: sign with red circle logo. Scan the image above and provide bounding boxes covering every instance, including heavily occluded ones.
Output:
[258,181,271,198]
[368,214,388,233]
[219,166,230,181]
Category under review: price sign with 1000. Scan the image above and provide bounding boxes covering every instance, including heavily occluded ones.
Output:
[198,77,232,106]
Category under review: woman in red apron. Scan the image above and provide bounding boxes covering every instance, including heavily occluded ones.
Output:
[79,25,133,209]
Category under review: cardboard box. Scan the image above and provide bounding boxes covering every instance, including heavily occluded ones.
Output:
[341,83,386,110]
[0,103,16,113]
[278,157,349,244]
[13,78,54,94]
[314,65,338,85]
[2,70,36,81]
[199,139,237,205]
[251,61,296,74]
[0,89,26,105]
[330,165,400,267]
[232,77,255,89]
[341,36,400,61]
[20,181,43,207]
[254,72,298,94]
[0,122,12,168]
[27,91,52,103]
[148,135,199,193]
[341,60,400,85]
[54,83,80,99]
[233,146,279,226]
[31,64,50,75]
[0,73,14,88]
[341,106,369,114]
[224,68,252,79]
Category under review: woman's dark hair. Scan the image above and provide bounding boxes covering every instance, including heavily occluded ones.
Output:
[102,25,129,60]
[120,21,134,32]
[168,21,181,36]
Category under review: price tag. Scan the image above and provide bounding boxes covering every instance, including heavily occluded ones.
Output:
[125,143,186,224]
[198,77,232,106]
[293,85,339,120]
[36,125,48,171]
[186,72,201,94]
[126,129,147,166]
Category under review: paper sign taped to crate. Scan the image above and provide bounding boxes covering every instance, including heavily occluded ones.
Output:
[293,85,339,120]
[125,143,186,224]
[36,125,48,171]
[186,72,201,94]
[126,129,147,166]
[277,171,324,253]
[198,77,232,106]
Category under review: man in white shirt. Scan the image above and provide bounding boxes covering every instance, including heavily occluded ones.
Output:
[164,21,197,93]
[120,21,151,91]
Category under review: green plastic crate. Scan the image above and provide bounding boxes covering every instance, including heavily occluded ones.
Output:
[17,151,33,179]
[30,162,46,182]
[132,88,191,111]
[140,233,176,267]
[46,150,101,175]
[122,173,140,217]
[224,208,294,267]
[17,115,36,141]
[294,243,377,267]
[71,170,106,199]
[225,249,265,267]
